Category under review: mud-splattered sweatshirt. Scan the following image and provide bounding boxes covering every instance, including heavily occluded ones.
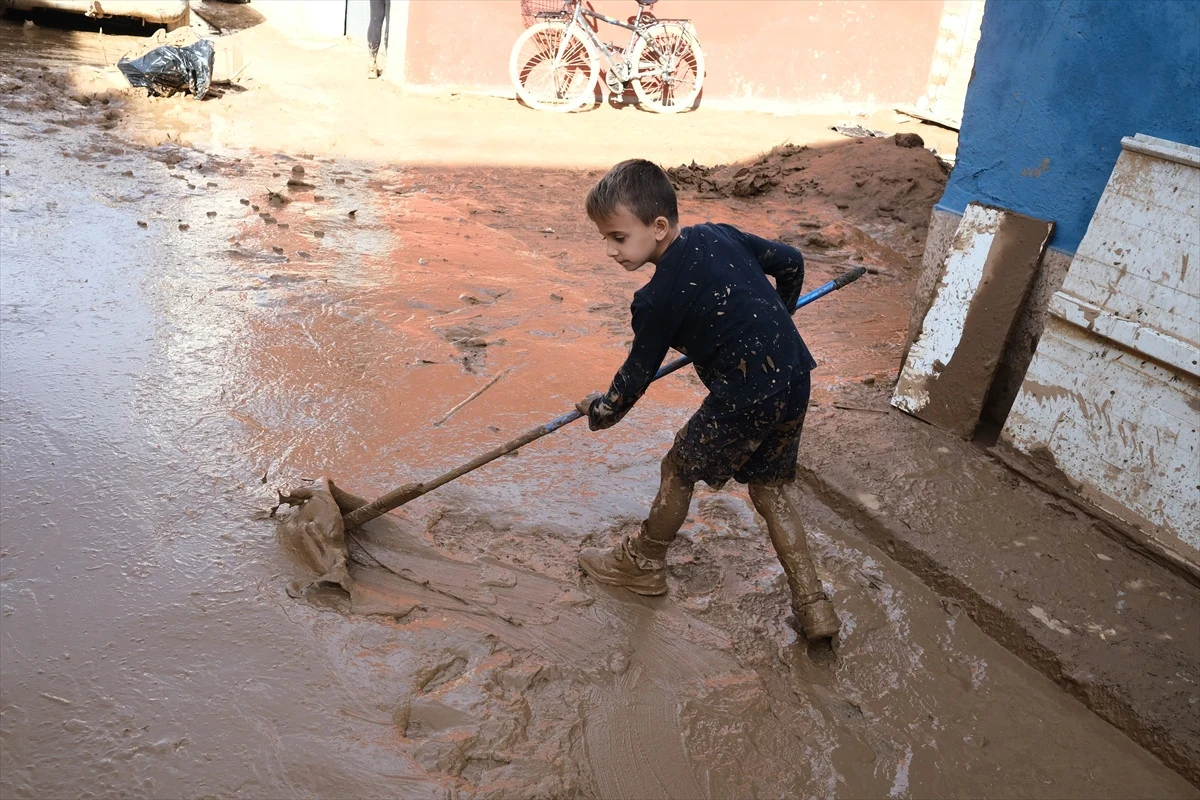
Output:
[587,223,817,430]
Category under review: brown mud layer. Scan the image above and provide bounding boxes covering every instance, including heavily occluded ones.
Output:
[668,136,950,259]
[273,491,1197,798]
[904,208,1053,438]
[2,15,1196,800]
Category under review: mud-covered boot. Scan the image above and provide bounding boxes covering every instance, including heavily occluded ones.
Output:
[578,535,668,596]
[794,591,841,640]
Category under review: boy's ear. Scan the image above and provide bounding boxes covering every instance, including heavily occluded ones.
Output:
[654,216,671,240]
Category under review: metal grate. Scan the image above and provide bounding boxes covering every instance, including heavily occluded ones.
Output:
[520,0,574,28]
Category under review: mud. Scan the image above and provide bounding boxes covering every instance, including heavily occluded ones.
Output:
[668,136,951,259]
[803,382,1200,787]
[912,209,1053,438]
[275,494,1197,798]
[2,15,1196,800]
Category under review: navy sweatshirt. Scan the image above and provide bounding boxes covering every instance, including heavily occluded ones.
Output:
[590,223,817,428]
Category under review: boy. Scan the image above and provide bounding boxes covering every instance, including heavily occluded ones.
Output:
[574,159,841,642]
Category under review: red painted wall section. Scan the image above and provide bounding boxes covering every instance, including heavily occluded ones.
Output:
[402,0,944,110]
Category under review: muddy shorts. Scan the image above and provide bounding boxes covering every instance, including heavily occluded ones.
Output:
[666,370,811,489]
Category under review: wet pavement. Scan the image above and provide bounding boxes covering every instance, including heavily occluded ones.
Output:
[2,18,1198,799]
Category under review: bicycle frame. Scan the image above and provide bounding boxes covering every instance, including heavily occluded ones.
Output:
[550,2,665,79]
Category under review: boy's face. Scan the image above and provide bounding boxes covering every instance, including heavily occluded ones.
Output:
[594,204,673,271]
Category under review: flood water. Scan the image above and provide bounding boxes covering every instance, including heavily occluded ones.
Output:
[1,18,1196,799]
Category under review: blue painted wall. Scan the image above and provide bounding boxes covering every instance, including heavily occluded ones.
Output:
[939,0,1200,253]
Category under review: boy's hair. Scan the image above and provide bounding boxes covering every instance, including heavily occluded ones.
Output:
[586,159,679,226]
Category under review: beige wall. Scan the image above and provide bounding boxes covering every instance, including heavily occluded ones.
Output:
[259,0,348,40]
[400,0,945,111]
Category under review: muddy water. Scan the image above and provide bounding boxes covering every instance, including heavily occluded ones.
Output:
[2,20,1197,799]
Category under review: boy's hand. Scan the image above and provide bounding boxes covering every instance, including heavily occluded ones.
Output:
[576,391,603,419]
[576,390,625,431]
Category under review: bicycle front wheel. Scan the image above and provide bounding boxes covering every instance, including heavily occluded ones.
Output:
[509,21,600,113]
[631,22,705,113]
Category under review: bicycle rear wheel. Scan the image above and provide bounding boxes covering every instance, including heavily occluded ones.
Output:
[509,21,600,113]
[631,22,705,113]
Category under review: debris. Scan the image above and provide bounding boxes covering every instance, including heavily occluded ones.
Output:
[832,124,887,139]
[117,40,216,100]
[136,220,147,228]
[178,223,190,231]
[1028,606,1073,636]
[667,139,947,238]
[833,404,888,415]
[433,367,513,426]
[894,133,925,148]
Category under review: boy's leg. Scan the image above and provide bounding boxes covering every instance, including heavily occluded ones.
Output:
[748,482,841,641]
[578,455,694,595]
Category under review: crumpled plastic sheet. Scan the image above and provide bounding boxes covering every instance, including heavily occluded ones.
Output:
[118,40,216,100]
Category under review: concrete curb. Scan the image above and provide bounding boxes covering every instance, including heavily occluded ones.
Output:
[797,462,1200,788]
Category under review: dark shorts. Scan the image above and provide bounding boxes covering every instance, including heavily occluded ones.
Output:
[667,370,811,489]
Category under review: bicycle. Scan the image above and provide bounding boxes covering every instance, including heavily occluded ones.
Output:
[510,0,705,113]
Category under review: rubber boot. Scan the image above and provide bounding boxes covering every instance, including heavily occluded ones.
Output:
[578,456,693,596]
[749,483,841,641]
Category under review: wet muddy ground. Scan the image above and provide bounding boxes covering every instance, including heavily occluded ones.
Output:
[2,16,1197,799]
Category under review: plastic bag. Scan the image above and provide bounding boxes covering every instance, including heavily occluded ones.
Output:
[118,40,216,100]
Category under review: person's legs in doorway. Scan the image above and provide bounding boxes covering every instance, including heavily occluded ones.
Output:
[367,0,389,78]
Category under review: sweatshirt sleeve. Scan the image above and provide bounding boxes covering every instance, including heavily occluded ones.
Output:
[587,294,674,431]
[719,224,806,312]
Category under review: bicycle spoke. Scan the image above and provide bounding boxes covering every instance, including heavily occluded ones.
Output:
[511,22,598,110]
[631,23,703,112]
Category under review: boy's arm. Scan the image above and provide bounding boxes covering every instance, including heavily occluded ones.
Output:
[720,224,805,311]
[582,297,673,431]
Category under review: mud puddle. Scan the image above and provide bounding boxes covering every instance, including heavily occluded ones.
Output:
[2,19,1196,799]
